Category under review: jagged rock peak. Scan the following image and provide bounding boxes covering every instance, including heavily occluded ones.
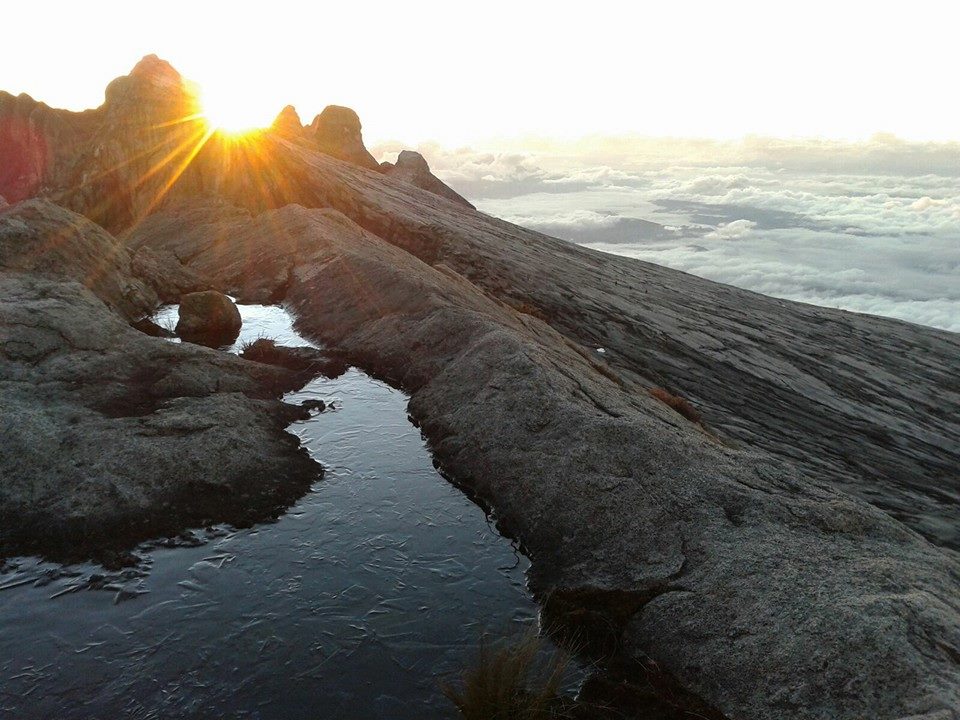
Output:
[311,104,361,132]
[128,54,183,83]
[381,149,474,209]
[103,54,196,114]
[272,105,304,138]
[395,149,431,172]
[309,105,379,170]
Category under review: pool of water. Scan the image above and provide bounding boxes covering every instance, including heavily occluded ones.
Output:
[151,301,310,351]
[0,304,541,719]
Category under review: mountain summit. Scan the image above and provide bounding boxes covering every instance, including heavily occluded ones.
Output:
[0,56,468,229]
[1,56,958,720]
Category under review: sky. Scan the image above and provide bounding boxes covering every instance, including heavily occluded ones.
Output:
[1,1,957,145]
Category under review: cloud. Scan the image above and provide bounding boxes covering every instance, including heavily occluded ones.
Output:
[910,196,941,211]
[431,134,960,180]
[704,219,756,240]
[508,209,621,228]
[678,174,777,195]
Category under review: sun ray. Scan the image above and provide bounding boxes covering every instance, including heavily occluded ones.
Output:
[141,124,217,216]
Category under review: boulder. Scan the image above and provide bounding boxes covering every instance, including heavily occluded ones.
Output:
[309,105,379,170]
[299,399,327,413]
[175,290,242,346]
[381,150,474,208]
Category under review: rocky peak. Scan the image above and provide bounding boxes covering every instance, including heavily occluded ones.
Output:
[381,149,474,208]
[395,149,431,173]
[309,105,379,170]
[103,54,198,121]
[129,54,183,84]
[271,105,304,139]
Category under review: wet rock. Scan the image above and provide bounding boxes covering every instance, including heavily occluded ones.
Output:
[309,105,379,170]
[175,290,242,346]
[240,338,347,379]
[381,150,474,208]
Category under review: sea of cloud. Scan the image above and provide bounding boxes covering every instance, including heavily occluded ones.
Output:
[374,136,960,333]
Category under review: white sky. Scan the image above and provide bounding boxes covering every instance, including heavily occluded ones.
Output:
[1,1,956,145]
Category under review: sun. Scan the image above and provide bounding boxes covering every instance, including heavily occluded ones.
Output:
[199,85,274,135]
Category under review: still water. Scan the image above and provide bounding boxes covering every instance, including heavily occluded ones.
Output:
[0,305,538,719]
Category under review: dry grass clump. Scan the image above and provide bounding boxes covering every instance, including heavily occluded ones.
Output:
[649,387,701,424]
[238,335,276,355]
[443,631,572,720]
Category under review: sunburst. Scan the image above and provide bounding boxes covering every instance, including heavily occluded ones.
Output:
[199,84,274,136]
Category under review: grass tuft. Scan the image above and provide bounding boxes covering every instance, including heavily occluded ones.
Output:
[443,630,572,720]
[238,334,276,354]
